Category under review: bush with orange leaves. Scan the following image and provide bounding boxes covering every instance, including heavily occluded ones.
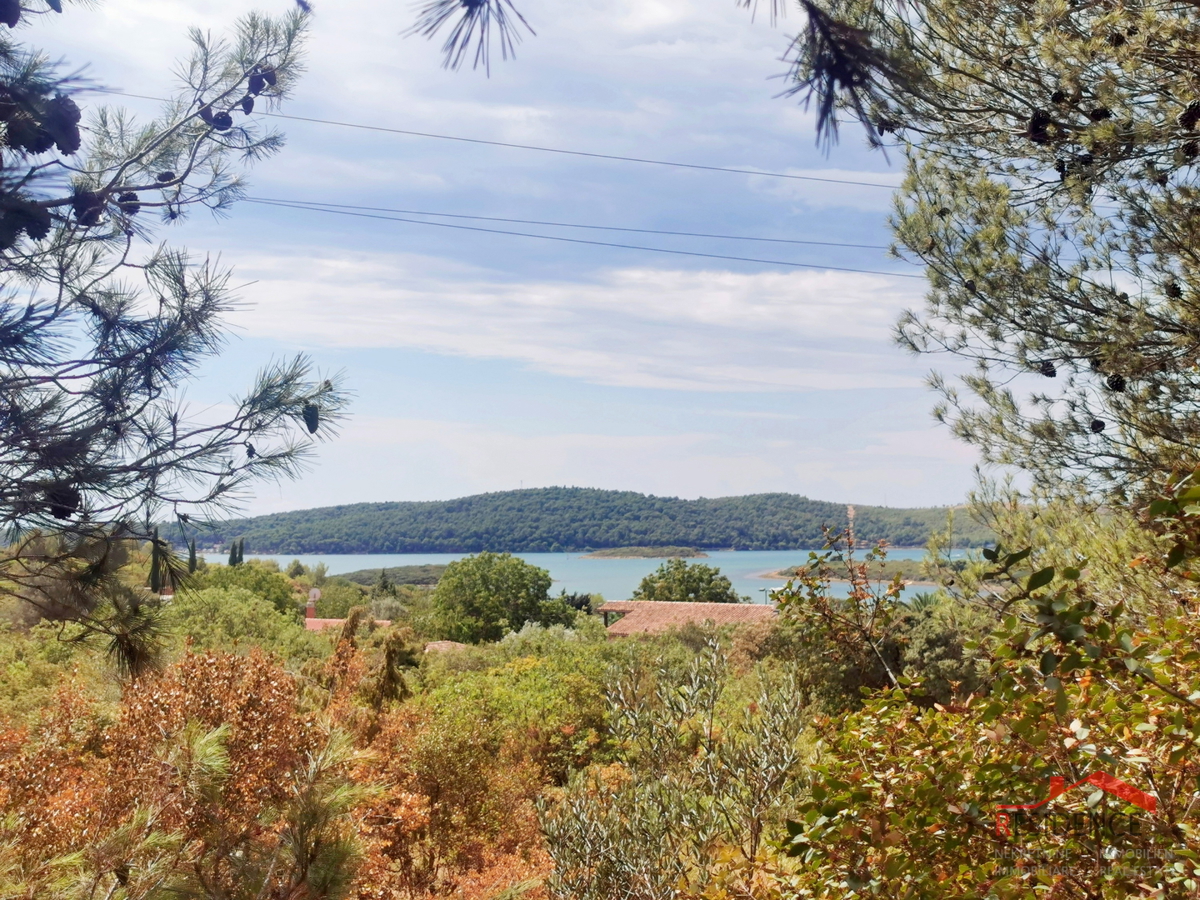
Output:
[317,625,552,900]
[350,703,550,900]
[0,649,369,900]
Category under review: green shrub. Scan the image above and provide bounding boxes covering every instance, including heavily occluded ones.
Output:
[631,558,745,603]
[163,586,330,663]
[430,552,575,643]
[191,560,301,615]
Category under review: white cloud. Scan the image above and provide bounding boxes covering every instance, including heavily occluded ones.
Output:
[231,251,925,391]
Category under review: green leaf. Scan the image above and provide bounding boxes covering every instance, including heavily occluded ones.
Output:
[1149,499,1177,516]
[982,547,998,562]
[1027,567,1055,591]
[1055,682,1069,717]
[1039,650,1059,675]
[1004,548,1032,567]
[1062,566,1081,580]
[1167,545,1187,569]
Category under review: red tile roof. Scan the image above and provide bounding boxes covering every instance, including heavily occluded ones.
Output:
[598,600,777,636]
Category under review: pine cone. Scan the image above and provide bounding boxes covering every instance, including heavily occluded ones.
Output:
[1166,281,1183,299]
[1026,109,1054,144]
[45,484,80,519]
[1105,374,1126,392]
[44,94,81,154]
[248,72,266,95]
[0,0,21,28]
[71,190,104,227]
[241,96,254,114]
[1039,360,1057,378]
[7,199,51,239]
[303,402,319,434]
[1179,101,1200,131]
[156,171,176,183]
[212,112,233,131]
[1089,419,1106,433]
[117,191,140,214]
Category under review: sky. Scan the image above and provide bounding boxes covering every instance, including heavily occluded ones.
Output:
[38,0,981,513]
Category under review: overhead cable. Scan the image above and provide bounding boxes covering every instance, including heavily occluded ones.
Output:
[247,196,892,249]
[244,198,924,277]
[98,89,900,189]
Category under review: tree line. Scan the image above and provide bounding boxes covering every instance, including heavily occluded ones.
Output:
[195,488,992,553]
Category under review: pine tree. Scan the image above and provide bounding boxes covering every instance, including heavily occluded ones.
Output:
[773,0,1200,501]
[0,4,347,668]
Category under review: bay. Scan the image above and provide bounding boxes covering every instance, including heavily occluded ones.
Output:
[203,547,965,602]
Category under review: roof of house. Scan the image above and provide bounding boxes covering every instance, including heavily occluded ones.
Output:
[598,600,777,636]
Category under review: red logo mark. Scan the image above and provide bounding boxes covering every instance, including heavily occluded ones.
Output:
[995,773,1156,837]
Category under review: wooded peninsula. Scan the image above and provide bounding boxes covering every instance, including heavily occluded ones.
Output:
[194,487,992,554]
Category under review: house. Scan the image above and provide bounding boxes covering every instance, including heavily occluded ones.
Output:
[304,598,391,632]
[597,600,777,637]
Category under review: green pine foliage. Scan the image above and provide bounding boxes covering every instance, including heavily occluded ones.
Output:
[193,488,991,554]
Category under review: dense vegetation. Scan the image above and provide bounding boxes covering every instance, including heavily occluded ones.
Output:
[583,546,707,558]
[8,0,1200,896]
[195,488,991,553]
[631,559,746,603]
[338,565,448,587]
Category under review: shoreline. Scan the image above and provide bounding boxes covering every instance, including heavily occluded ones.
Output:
[757,569,938,587]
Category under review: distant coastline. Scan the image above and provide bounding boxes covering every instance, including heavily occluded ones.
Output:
[188,487,993,555]
[761,560,938,587]
[582,546,708,559]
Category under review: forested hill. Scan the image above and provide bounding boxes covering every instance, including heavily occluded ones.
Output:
[194,488,991,554]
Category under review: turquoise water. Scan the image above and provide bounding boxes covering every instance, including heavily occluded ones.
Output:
[203,547,966,602]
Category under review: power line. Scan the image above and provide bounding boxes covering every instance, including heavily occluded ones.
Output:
[98,89,900,189]
[246,196,892,249]
[243,197,924,277]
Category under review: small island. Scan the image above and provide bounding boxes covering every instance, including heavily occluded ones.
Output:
[767,557,936,584]
[583,546,708,559]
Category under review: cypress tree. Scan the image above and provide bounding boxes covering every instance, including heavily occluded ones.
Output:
[228,543,238,567]
[187,539,197,575]
[149,529,162,594]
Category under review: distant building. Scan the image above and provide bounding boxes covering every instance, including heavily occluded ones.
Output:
[598,600,777,637]
[304,598,390,632]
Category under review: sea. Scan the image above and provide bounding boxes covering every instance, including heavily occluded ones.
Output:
[202,547,968,603]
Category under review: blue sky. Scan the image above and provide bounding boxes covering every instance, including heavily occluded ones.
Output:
[41,0,980,513]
